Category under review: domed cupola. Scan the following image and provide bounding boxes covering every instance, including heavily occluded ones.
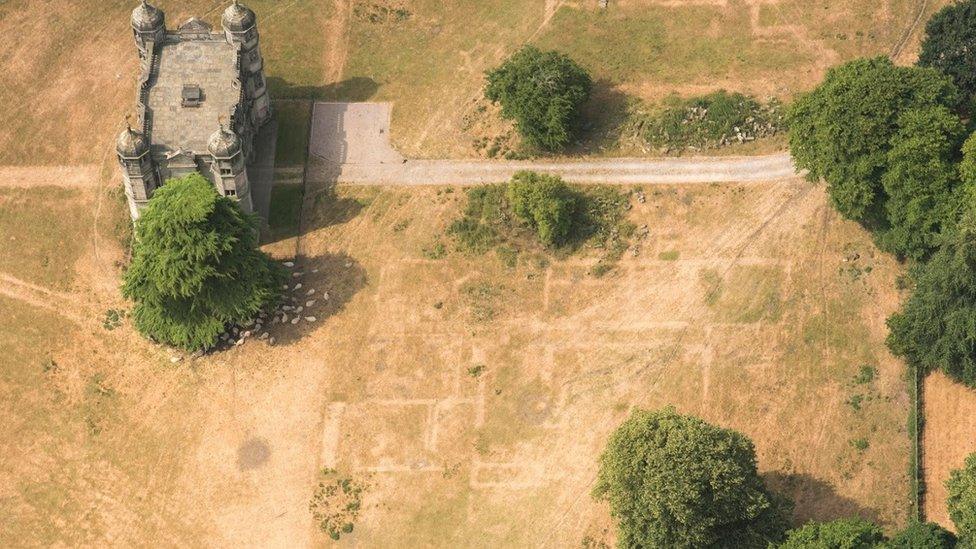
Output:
[131,0,165,32]
[222,0,256,32]
[117,124,149,158]
[208,124,242,158]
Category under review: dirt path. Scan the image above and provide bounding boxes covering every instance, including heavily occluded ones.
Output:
[890,0,931,61]
[308,102,800,185]
[309,153,798,186]
[0,165,101,188]
[0,273,90,325]
[323,0,352,85]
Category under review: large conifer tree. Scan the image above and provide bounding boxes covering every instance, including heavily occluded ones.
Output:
[123,173,285,350]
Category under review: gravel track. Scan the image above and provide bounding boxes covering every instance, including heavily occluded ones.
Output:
[307,153,800,186]
[307,102,800,186]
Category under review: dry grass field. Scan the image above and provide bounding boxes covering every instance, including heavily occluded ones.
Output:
[1,175,916,545]
[0,0,332,166]
[0,0,967,545]
[0,0,949,165]
[335,0,950,157]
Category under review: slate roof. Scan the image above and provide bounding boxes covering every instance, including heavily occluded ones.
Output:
[146,36,241,155]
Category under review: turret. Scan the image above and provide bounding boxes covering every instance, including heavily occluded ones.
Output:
[131,0,165,57]
[116,121,158,220]
[222,1,271,127]
[208,123,254,213]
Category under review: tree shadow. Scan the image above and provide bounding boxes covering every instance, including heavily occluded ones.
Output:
[569,79,633,156]
[763,471,883,526]
[267,76,381,102]
[266,252,368,347]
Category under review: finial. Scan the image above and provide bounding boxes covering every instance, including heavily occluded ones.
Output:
[218,114,227,132]
[125,114,133,132]
[142,0,149,7]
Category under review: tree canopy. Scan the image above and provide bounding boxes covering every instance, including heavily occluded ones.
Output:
[122,173,285,350]
[918,0,976,101]
[787,57,958,226]
[506,171,579,246]
[778,518,886,549]
[947,453,976,543]
[879,105,965,260]
[887,194,976,388]
[887,521,958,549]
[485,46,592,151]
[593,407,789,548]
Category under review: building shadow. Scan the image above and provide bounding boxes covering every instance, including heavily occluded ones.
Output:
[300,182,364,234]
[265,252,368,347]
[266,76,381,102]
[763,471,883,526]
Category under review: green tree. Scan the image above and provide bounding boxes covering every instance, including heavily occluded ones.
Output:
[123,173,285,350]
[506,171,579,246]
[879,105,965,260]
[593,407,790,548]
[947,453,976,542]
[485,46,592,151]
[778,518,886,549]
[787,57,958,225]
[918,0,976,101]
[887,196,976,388]
[959,132,976,185]
[887,521,957,549]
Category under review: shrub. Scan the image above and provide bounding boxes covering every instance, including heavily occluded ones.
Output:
[643,91,784,152]
[787,57,958,226]
[887,521,957,549]
[447,185,508,253]
[309,468,364,541]
[778,518,885,548]
[593,407,790,548]
[122,173,285,350]
[918,0,976,101]
[506,171,579,246]
[947,453,976,542]
[485,46,592,151]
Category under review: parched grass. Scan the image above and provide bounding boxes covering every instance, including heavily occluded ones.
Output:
[247,0,334,98]
[534,5,812,89]
[709,265,784,323]
[337,0,542,155]
[0,296,205,545]
[0,187,91,289]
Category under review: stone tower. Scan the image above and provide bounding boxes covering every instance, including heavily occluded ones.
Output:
[208,124,254,213]
[119,1,274,222]
[130,0,165,59]
[116,123,158,220]
[221,1,272,130]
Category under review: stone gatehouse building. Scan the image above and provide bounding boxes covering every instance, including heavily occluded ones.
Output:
[117,0,272,220]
